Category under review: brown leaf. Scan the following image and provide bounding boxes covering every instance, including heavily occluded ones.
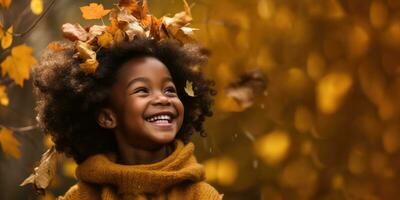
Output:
[114,29,127,44]
[125,21,146,40]
[20,147,59,191]
[62,23,89,42]
[88,25,106,41]
[226,70,267,110]
[117,8,138,24]
[119,0,148,19]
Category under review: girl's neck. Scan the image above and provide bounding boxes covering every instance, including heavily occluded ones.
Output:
[115,136,174,165]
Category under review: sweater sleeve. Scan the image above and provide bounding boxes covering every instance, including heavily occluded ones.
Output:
[57,182,100,200]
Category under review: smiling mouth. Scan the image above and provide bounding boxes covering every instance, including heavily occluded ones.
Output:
[145,114,176,130]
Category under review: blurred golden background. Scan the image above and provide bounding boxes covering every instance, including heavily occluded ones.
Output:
[1,0,400,199]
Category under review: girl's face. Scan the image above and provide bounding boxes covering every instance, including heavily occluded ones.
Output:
[103,57,184,150]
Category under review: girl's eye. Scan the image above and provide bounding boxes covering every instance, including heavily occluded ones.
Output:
[134,87,149,94]
[164,87,177,94]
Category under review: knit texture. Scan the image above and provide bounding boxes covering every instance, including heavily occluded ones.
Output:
[58,140,223,200]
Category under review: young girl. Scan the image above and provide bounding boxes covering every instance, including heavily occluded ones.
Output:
[31,1,221,199]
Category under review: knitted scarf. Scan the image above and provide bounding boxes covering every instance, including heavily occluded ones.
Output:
[59,140,222,200]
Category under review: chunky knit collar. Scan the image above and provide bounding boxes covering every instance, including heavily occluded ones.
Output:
[75,140,205,195]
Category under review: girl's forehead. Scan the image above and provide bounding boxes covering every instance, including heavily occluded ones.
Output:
[117,57,172,82]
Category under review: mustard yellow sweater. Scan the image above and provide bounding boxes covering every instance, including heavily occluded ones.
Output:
[58,140,223,200]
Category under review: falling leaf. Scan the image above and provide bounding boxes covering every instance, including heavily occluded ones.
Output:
[0,0,11,8]
[0,128,21,159]
[226,70,267,110]
[47,42,64,52]
[80,3,111,20]
[0,85,9,106]
[20,146,59,191]
[62,23,89,42]
[30,0,43,15]
[1,26,13,49]
[184,80,195,97]
[0,44,37,86]
[79,58,99,74]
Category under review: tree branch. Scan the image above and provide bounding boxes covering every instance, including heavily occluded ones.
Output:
[13,0,57,37]
[0,124,38,133]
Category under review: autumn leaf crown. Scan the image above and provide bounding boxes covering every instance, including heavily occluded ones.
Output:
[58,0,197,75]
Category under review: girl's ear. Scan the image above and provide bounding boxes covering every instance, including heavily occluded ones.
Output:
[97,108,117,129]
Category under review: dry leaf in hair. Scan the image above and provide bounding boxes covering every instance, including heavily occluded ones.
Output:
[88,25,106,41]
[0,44,37,86]
[79,58,99,74]
[184,80,196,97]
[125,21,146,40]
[80,3,111,20]
[75,41,96,60]
[114,29,127,44]
[119,0,148,19]
[226,70,267,110]
[117,8,138,24]
[20,147,59,191]
[0,128,20,158]
[47,42,64,52]
[98,31,114,48]
[62,23,89,42]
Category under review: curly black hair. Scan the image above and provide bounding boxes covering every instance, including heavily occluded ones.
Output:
[33,39,216,163]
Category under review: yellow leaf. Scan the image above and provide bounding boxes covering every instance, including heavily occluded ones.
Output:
[20,146,59,190]
[0,0,11,8]
[0,128,21,159]
[0,85,9,106]
[184,80,195,97]
[79,58,99,74]
[30,0,43,15]
[75,41,96,60]
[0,44,37,86]
[98,31,113,48]
[80,3,111,20]
[1,26,13,49]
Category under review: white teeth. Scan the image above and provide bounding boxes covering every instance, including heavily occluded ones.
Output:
[146,115,172,122]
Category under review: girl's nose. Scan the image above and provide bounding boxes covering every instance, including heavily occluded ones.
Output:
[152,92,171,106]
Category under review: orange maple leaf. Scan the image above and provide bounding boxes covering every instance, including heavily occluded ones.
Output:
[0,44,37,86]
[80,3,111,20]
